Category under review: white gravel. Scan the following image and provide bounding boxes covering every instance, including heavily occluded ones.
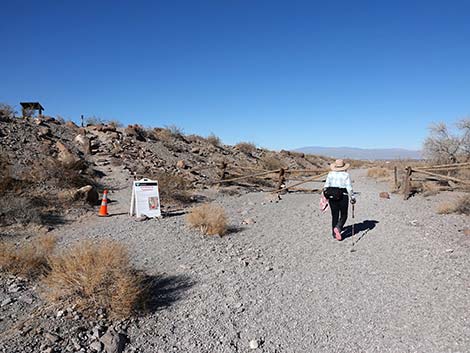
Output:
[53,169,470,352]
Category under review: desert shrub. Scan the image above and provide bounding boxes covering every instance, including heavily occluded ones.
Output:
[453,195,470,215]
[42,240,144,319]
[367,167,390,178]
[422,182,441,197]
[437,202,456,214]
[260,155,284,170]
[185,134,204,143]
[235,142,256,154]
[0,195,46,226]
[165,124,184,137]
[107,119,123,128]
[153,128,173,142]
[437,195,470,215]
[207,133,221,147]
[186,204,228,236]
[0,235,56,278]
[0,103,16,120]
[345,159,367,169]
[56,115,66,124]
[25,156,92,189]
[85,116,105,126]
[153,171,192,205]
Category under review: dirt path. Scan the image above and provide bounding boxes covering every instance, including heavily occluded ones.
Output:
[56,169,470,353]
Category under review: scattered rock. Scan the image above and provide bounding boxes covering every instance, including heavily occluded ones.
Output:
[242,218,256,225]
[265,193,281,203]
[1,297,13,307]
[18,294,34,305]
[37,126,51,138]
[135,215,149,222]
[44,332,61,344]
[98,125,117,133]
[90,340,104,352]
[249,339,259,349]
[176,160,186,169]
[445,249,454,253]
[100,330,126,353]
[379,192,390,199]
[8,283,24,293]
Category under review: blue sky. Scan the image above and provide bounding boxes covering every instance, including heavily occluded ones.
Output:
[1,1,469,150]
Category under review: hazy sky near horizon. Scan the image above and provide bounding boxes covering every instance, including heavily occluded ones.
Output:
[1,1,469,151]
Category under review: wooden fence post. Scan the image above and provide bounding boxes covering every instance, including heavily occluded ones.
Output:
[218,161,227,185]
[276,168,286,192]
[394,166,398,189]
[403,166,412,200]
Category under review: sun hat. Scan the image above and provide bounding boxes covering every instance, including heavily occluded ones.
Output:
[330,159,350,171]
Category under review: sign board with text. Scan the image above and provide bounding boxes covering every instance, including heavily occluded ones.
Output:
[130,179,161,218]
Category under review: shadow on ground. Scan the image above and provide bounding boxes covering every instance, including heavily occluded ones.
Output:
[342,220,379,241]
[226,225,245,235]
[140,274,194,314]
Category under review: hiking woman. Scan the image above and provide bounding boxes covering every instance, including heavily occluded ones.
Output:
[323,159,356,241]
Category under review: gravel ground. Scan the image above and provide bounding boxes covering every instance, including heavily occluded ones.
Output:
[4,169,469,353]
[59,169,470,352]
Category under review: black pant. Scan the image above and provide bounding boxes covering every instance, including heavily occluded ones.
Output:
[329,192,349,235]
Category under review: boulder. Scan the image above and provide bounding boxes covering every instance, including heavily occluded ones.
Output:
[74,134,91,154]
[56,141,79,165]
[65,120,79,129]
[124,125,145,142]
[379,192,390,199]
[99,125,117,133]
[75,185,100,205]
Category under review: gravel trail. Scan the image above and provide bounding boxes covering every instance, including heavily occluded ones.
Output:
[56,169,470,353]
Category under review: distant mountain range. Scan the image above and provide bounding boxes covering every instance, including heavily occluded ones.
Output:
[294,146,422,160]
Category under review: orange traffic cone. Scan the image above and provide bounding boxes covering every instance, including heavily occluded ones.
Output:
[98,190,109,217]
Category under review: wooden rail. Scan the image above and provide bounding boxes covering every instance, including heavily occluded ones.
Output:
[401,162,470,200]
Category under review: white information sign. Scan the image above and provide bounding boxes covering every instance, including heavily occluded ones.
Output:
[130,179,161,218]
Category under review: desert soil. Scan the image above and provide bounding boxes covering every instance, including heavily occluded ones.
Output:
[2,169,470,353]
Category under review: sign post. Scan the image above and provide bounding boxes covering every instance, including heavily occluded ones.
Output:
[130,179,161,218]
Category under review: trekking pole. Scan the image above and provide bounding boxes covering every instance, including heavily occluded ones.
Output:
[350,203,356,252]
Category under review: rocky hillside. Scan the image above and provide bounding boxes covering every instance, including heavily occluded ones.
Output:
[0,115,330,228]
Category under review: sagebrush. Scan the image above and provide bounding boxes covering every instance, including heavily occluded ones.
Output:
[235,142,256,154]
[261,155,284,170]
[207,133,221,146]
[42,240,144,319]
[437,195,470,215]
[186,204,228,236]
[153,171,192,205]
[367,167,390,179]
[0,235,57,278]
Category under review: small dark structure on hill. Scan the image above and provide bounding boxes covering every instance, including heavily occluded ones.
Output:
[20,102,44,117]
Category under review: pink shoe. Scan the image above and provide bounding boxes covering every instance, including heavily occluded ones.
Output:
[333,227,342,241]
